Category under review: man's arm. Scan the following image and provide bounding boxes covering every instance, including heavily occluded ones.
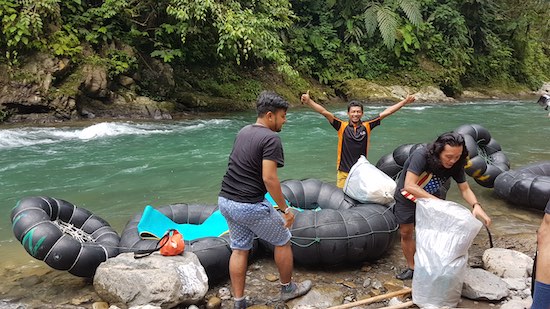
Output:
[403,171,439,199]
[263,159,294,228]
[379,95,416,120]
[301,90,335,123]
[457,181,492,226]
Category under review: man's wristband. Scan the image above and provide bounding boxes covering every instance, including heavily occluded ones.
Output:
[277,207,290,214]
[472,202,481,208]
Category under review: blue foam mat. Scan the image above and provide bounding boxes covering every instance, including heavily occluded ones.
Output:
[137,205,229,240]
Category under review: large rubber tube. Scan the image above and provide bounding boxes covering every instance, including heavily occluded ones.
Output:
[119,203,246,284]
[10,196,120,278]
[265,179,398,266]
[375,143,426,180]
[454,124,510,188]
[494,162,550,211]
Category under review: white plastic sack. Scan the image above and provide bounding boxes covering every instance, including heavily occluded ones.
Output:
[343,155,396,206]
[412,198,483,309]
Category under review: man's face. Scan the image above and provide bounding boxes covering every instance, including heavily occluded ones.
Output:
[269,109,287,132]
[439,144,463,169]
[347,106,363,124]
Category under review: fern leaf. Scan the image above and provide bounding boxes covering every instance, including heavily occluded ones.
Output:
[377,7,398,48]
[398,0,422,26]
[363,4,379,37]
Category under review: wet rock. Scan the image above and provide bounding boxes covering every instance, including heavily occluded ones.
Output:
[81,65,111,100]
[206,296,221,309]
[264,273,279,282]
[92,301,109,309]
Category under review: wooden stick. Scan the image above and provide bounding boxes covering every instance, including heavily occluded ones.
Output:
[327,287,412,309]
[379,300,415,309]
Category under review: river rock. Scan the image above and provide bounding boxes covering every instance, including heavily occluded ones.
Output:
[337,78,454,103]
[482,248,533,278]
[93,252,208,308]
[462,267,509,300]
[286,286,343,308]
[538,82,550,95]
[81,64,112,100]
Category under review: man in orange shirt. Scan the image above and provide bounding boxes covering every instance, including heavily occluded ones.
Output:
[301,91,415,188]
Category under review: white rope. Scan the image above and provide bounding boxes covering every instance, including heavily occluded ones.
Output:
[52,220,94,243]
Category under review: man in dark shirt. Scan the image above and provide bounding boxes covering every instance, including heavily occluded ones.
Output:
[301,91,415,188]
[393,132,492,280]
[219,91,311,309]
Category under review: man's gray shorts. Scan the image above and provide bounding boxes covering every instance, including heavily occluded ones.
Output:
[218,196,291,250]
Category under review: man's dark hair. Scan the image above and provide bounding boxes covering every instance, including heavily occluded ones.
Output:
[426,132,469,173]
[256,91,289,116]
[347,100,364,112]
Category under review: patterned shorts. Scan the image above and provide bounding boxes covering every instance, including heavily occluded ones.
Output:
[218,196,291,250]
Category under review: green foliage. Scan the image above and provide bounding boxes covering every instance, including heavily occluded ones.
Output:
[363,0,422,49]
[49,26,82,58]
[0,0,548,105]
[84,49,137,79]
[106,49,137,78]
[166,0,295,76]
[72,0,129,46]
[1,0,60,64]
[190,66,263,102]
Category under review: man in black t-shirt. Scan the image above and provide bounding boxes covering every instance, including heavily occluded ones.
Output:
[393,132,492,280]
[219,91,311,309]
[301,90,415,188]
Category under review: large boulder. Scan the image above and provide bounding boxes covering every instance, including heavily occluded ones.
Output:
[94,252,208,308]
[482,248,533,279]
[337,78,454,103]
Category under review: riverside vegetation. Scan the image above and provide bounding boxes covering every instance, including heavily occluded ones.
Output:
[0,0,549,122]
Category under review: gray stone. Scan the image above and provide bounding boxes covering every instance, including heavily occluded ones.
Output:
[499,298,532,309]
[462,268,509,301]
[94,252,208,308]
[502,278,528,291]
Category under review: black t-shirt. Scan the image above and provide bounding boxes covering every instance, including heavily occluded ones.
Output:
[394,146,466,206]
[219,124,284,203]
[331,116,381,173]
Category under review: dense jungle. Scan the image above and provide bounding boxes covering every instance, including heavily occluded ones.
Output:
[0,0,549,122]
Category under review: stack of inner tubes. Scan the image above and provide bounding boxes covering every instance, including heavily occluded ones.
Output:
[262,179,399,266]
[375,143,426,180]
[454,124,510,188]
[494,161,550,211]
[11,196,120,278]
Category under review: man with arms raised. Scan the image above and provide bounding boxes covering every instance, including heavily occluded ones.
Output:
[301,91,415,188]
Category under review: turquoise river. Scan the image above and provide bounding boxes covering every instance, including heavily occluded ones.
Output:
[0,99,548,282]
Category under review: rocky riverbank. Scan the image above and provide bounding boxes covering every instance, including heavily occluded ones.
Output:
[1,53,548,125]
[0,230,537,309]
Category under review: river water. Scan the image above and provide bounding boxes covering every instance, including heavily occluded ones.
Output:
[0,99,548,303]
